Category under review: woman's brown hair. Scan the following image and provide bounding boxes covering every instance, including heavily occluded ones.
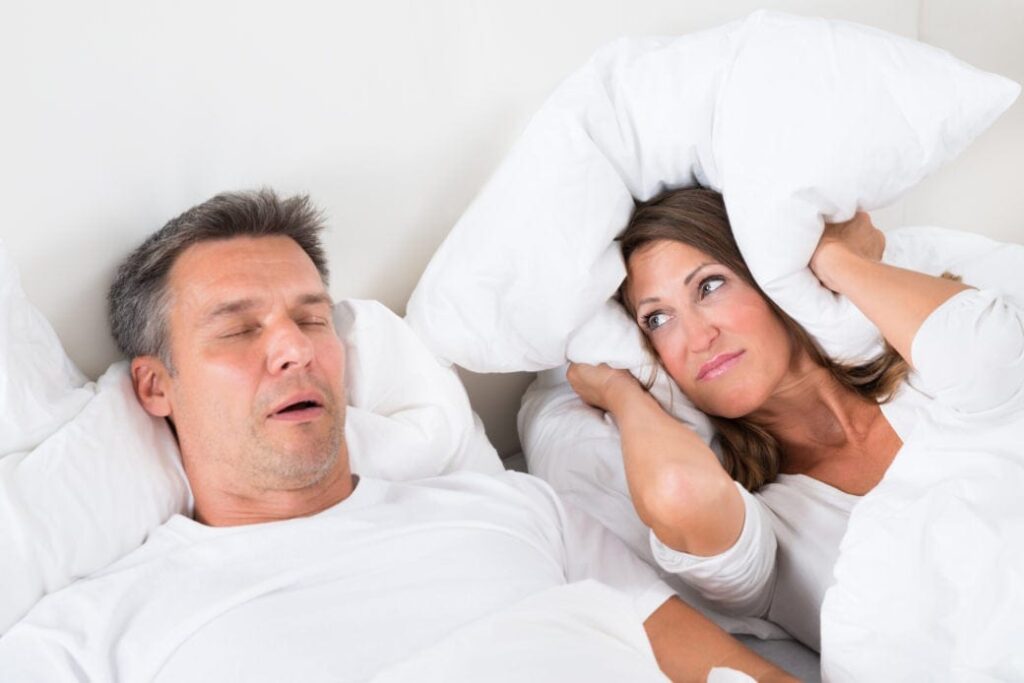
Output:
[618,187,909,491]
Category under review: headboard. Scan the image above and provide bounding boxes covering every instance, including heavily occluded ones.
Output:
[2,0,1021,457]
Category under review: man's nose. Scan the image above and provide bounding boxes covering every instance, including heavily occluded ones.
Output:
[266,319,315,373]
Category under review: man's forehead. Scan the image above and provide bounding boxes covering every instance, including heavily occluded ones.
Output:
[168,236,330,314]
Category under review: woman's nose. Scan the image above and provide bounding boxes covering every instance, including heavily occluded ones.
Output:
[681,313,718,353]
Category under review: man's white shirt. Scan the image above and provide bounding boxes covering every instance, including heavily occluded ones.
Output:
[0,471,673,682]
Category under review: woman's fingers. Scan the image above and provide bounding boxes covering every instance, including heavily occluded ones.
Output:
[567,363,638,411]
[811,211,885,290]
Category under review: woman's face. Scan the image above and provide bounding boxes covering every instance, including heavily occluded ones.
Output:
[626,239,796,418]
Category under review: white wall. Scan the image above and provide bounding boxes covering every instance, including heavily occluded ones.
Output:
[904,0,1024,244]
[1,1,1020,456]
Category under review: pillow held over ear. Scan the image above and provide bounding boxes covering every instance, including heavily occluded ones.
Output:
[406,10,1019,374]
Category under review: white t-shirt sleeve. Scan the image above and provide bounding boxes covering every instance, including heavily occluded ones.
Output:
[911,288,1024,416]
[503,473,675,622]
[649,482,776,618]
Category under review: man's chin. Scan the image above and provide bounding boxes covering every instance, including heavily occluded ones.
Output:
[258,453,340,490]
[251,438,344,488]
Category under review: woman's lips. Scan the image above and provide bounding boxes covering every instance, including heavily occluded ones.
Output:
[697,351,745,381]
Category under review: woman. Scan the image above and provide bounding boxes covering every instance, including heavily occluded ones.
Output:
[567,187,1018,651]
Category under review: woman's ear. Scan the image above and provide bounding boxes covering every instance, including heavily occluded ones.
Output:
[131,356,173,418]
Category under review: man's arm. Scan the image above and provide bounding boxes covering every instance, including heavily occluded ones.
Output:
[644,596,796,683]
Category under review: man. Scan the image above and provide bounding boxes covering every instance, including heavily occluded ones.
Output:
[0,190,791,681]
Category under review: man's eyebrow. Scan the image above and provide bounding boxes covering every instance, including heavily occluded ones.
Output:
[200,293,333,326]
[295,292,334,308]
[202,298,260,325]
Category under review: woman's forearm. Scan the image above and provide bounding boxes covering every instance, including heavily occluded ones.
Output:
[813,246,969,366]
[606,384,744,556]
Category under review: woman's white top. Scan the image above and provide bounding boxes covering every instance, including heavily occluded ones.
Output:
[649,288,1022,651]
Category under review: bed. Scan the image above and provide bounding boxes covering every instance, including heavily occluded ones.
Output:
[3,1,1023,681]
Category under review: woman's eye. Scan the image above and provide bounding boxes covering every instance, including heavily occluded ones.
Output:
[644,312,671,331]
[698,276,725,299]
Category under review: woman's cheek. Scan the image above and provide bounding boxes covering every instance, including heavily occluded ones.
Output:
[654,336,688,388]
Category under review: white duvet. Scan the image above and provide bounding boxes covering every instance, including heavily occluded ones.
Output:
[823,400,1024,680]
[820,285,1024,680]
[371,581,672,683]
[372,581,755,683]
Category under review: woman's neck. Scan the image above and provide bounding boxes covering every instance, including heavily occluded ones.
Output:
[746,357,881,474]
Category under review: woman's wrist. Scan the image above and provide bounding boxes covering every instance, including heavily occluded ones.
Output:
[811,242,868,294]
[602,373,649,415]
[811,214,886,294]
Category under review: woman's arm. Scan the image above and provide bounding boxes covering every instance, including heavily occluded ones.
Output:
[809,212,970,366]
[813,214,1024,415]
[645,596,796,682]
[567,363,744,556]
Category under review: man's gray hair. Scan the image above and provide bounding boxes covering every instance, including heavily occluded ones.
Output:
[108,189,329,367]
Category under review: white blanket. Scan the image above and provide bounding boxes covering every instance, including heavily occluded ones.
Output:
[823,414,1024,680]
[820,288,1024,681]
[371,581,671,683]
[373,581,759,683]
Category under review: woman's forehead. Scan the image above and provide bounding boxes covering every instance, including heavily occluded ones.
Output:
[627,240,717,288]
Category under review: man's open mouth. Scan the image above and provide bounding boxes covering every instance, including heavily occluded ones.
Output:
[276,400,321,414]
[269,393,327,420]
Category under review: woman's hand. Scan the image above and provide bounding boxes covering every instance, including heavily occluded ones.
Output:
[566,362,642,413]
[806,210,969,365]
[810,211,885,292]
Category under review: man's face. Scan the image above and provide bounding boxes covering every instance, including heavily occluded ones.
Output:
[149,235,346,494]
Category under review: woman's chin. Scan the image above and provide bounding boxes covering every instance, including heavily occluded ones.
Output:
[693,392,763,420]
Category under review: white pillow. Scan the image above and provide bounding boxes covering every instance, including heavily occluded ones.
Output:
[406,10,1019,373]
[338,299,503,480]
[715,12,1019,360]
[0,239,93,456]
[0,362,189,634]
[0,245,502,633]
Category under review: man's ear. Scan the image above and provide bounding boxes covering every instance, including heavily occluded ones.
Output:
[131,356,173,418]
